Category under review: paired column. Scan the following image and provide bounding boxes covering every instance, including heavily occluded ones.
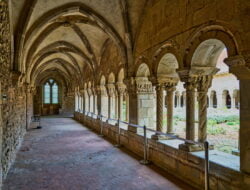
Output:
[81,90,85,113]
[197,76,212,143]
[184,80,197,142]
[92,87,96,114]
[107,84,115,120]
[152,84,164,139]
[166,85,176,134]
[116,83,126,121]
[96,86,102,117]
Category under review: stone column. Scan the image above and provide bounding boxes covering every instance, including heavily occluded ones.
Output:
[126,77,154,133]
[126,78,139,133]
[84,89,88,114]
[92,87,96,114]
[77,92,80,112]
[197,76,212,143]
[107,84,115,120]
[81,91,85,113]
[152,84,164,139]
[231,91,236,109]
[116,83,126,121]
[126,94,129,121]
[166,85,176,134]
[178,75,198,151]
[185,81,196,141]
[107,90,111,119]
[216,92,223,109]
[239,79,250,173]
[96,86,102,117]
[115,92,119,119]
[225,55,250,173]
[87,88,92,113]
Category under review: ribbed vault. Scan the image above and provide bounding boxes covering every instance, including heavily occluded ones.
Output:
[10,0,148,87]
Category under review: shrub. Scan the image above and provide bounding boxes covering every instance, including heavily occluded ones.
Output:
[208,115,239,124]
[207,125,226,135]
[226,122,236,126]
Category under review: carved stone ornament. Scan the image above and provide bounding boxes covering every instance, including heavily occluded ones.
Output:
[224,55,246,67]
[135,77,153,94]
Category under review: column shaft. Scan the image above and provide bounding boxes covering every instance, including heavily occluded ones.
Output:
[240,80,250,173]
[156,85,164,132]
[198,91,208,142]
[166,88,174,134]
[118,94,123,120]
[185,83,196,141]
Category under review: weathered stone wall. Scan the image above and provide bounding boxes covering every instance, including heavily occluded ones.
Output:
[0,0,30,182]
[61,93,74,116]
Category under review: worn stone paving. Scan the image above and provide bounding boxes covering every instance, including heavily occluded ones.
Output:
[3,117,193,190]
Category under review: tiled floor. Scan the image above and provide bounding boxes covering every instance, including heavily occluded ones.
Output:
[3,117,194,190]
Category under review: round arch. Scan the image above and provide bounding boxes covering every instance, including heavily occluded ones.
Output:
[184,25,239,68]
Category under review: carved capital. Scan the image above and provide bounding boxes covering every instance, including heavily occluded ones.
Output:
[107,83,116,96]
[224,55,250,80]
[116,82,126,95]
[135,77,153,94]
[197,75,212,92]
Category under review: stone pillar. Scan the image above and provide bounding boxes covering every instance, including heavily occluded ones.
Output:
[115,93,119,119]
[126,94,129,121]
[166,85,176,134]
[96,86,102,117]
[81,91,85,113]
[231,92,236,109]
[239,80,250,173]
[107,84,115,120]
[218,92,223,109]
[152,84,164,139]
[126,78,139,133]
[126,77,154,133]
[197,76,212,143]
[225,55,250,174]
[84,89,88,114]
[185,81,196,141]
[92,87,96,114]
[116,83,126,121]
[108,92,111,119]
[178,75,198,151]
[87,88,92,113]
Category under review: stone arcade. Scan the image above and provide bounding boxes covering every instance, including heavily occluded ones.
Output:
[1,0,250,189]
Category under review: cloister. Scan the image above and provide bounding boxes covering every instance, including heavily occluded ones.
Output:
[1,0,250,189]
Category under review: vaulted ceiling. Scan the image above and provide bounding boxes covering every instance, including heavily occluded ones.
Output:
[10,0,147,87]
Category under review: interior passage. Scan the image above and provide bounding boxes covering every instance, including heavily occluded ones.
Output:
[3,117,193,190]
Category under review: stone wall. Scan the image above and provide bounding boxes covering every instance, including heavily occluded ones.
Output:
[0,0,31,182]
[75,112,250,190]
[61,93,74,116]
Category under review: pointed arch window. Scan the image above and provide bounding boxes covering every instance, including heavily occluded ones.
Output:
[43,79,59,104]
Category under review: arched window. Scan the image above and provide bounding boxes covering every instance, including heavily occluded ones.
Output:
[44,83,50,104]
[43,79,59,104]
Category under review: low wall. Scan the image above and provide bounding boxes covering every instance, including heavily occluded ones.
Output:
[74,112,250,190]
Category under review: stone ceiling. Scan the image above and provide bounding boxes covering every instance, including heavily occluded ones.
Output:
[10,0,147,87]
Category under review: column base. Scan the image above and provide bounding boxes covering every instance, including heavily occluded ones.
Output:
[179,143,214,152]
[165,133,178,140]
[232,149,240,156]
[151,134,168,140]
[128,125,137,133]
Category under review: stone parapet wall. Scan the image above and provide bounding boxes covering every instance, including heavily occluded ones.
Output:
[74,112,250,190]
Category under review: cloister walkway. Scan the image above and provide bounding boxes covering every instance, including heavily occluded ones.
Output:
[3,117,193,190]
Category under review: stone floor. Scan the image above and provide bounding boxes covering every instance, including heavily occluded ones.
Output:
[3,117,194,190]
